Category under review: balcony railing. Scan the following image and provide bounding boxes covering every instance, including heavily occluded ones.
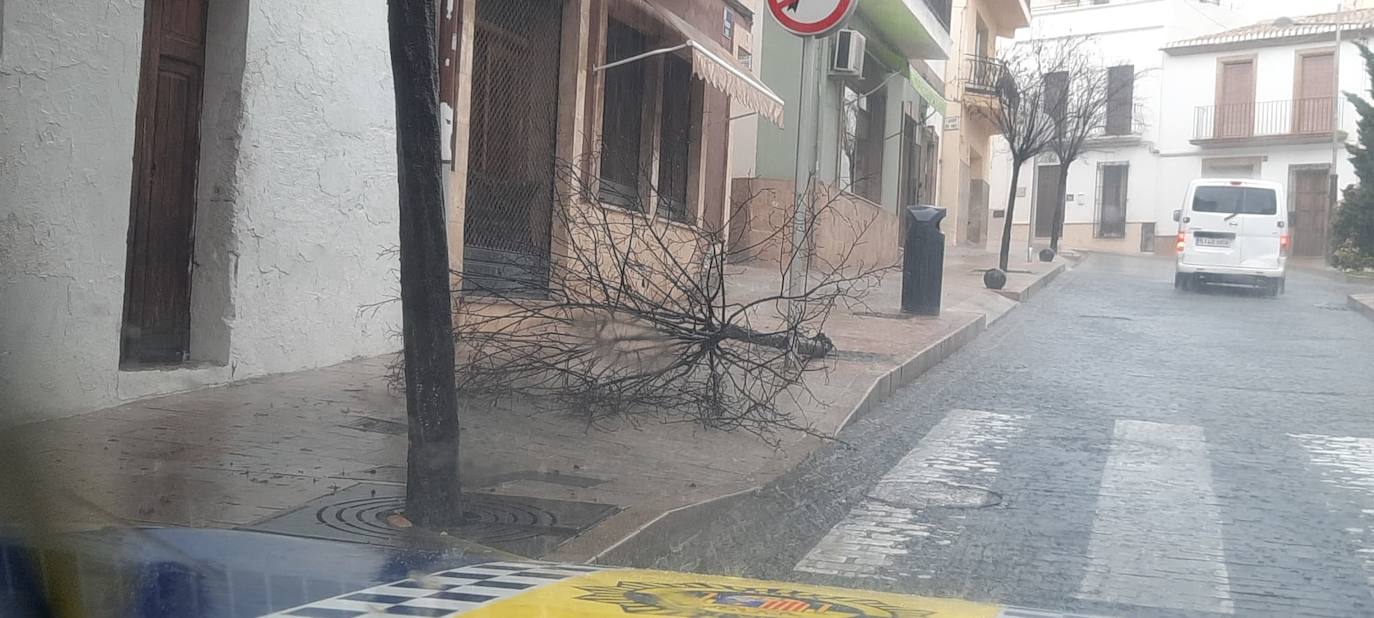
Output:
[964,54,1007,96]
[1192,97,1336,142]
[923,0,952,31]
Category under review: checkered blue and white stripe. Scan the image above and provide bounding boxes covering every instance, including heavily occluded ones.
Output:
[260,561,613,618]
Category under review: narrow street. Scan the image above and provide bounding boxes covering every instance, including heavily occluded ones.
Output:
[647,254,1374,617]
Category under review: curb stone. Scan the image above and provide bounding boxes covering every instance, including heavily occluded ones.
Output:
[1351,294,1374,322]
[995,263,1067,303]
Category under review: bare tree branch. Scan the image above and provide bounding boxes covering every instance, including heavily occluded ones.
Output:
[399,151,896,442]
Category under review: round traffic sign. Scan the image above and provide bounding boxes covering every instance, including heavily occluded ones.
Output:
[768,0,857,37]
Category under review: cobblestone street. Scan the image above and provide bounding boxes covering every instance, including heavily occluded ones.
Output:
[644,254,1374,617]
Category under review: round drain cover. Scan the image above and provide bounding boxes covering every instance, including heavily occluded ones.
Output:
[314,493,561,543]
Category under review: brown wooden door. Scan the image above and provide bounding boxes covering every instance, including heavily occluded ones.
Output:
[1216,60,1255,138]
[1291,167,1330,257]
[1295,52,1335,134]
[121,0,208,365]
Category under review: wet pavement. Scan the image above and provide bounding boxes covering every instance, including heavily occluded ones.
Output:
[645,254,1374,617]
[5,248,1059,564]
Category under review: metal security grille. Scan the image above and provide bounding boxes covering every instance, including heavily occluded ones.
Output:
[462,0,564,296]
[1095,162,1128,239]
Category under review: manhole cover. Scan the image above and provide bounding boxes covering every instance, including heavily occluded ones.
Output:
[248,483,619,557]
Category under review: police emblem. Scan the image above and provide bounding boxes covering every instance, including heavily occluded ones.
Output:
[575,580,938,617]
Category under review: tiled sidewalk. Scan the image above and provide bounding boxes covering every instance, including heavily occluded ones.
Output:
[8,250,1065,561]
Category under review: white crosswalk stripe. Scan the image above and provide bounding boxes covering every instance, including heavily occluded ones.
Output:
[1077,420,1234,615]
[796,409,1022,580]
[1293,433,1374,589]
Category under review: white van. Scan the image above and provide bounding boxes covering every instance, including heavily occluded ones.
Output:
[1174,179,1289,296]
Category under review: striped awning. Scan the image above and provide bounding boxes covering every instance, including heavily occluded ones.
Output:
[596,0,786,128]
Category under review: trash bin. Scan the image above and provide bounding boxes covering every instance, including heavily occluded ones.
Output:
[902,205,946,316]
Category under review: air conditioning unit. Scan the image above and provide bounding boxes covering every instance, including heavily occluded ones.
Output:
[831,29,866,78]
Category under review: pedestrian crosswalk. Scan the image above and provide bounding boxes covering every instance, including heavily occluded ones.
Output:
[795,410,1023,580]
[1293,434,1374,589]
[1076,421,1232,614]
[794,411,1374,616]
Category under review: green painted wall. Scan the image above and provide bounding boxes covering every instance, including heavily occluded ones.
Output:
[752,17,928,215]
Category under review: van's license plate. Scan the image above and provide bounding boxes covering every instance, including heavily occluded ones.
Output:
[1196,237,1231,248]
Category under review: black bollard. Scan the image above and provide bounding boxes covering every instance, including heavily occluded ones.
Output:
[901,206,947,316]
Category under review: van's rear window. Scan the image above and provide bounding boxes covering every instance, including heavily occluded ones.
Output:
[1193,186,1278,215]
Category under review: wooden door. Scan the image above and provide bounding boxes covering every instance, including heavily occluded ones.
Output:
[1295,52,1335,134]
[1035,164,1060,238]
[121,0,209,365]
[1291,166,1330,257]
[969,179,988,245]
[1216,60,1255,138]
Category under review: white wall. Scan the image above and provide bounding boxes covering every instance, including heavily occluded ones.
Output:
[988,0,1189,245]
[0,1,403,424]
[1155,35,1370,234]
[985,0,1353,252]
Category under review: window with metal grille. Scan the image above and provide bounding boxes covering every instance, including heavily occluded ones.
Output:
[657,53,695,223]
[599,19,647,209]
[1105,64,1134,136]
[1095,162,1129,239]
[839,73,887,202]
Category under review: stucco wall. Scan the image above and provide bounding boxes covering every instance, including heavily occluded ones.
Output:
[728,178,901,271]
[753,14,928,221]
[1,1,402,423]
[984,0,1260,253]
[1155,37,1371,236]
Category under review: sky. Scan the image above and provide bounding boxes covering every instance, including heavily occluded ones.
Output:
[1234,0,1344,20]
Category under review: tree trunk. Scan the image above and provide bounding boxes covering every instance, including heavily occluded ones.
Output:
[998,160,1024,271]
[718,325,833,359]
[1050,162,1070,253]
[387,0,463,528]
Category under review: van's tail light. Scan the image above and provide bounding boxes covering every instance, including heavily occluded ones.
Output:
[1280,233,1291,257]
[1176,231,1187,253]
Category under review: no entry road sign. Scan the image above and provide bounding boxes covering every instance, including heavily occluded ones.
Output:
[768,0,857,37]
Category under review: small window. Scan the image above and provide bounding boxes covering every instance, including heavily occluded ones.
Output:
[1192,186,1277,215]
[599,19,648,208]
[1105,65,1134,135]
[1044,71,1069,123]
[657,54,694,223]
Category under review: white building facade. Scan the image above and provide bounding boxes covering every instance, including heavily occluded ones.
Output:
[1,1,404,423]
[1156,10,1373,257]
[988,0,1254,257]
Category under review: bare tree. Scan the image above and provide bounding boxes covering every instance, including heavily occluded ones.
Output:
[1044,37,1147,252]
[987,39,1069,272]
[385,0,463,528]
[443,155,896,443]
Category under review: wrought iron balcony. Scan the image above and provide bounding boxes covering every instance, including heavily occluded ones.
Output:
[964,54,1007,97]
[1192,97,1337,144]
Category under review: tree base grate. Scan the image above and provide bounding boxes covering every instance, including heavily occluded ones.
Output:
[246,483,619,558]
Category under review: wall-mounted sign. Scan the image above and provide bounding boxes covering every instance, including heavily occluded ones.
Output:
[768,0,858,37]
[943,116,960,132]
